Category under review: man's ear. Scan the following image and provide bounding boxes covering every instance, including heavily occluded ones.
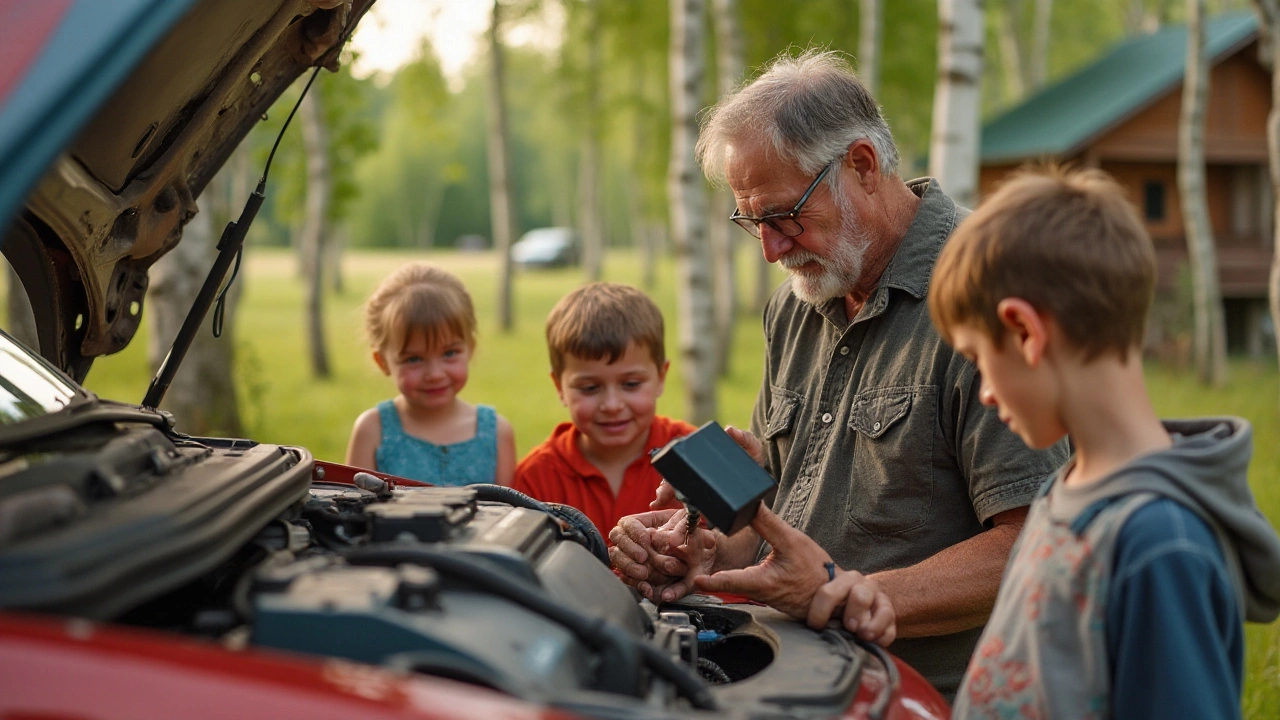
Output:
[655,359,670,396]
[847,139,880,193]
[995,298,1048,366]
[372,351,390,376]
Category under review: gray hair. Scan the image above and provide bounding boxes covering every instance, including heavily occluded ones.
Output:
[696,49,900,189]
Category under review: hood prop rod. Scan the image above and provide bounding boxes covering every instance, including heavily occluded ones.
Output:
[143,50,333,411]
[142,181,264,410]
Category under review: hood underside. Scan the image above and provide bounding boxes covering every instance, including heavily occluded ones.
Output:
[0,0,374,382]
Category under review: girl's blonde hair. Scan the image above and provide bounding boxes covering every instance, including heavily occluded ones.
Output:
[364,263,476,355]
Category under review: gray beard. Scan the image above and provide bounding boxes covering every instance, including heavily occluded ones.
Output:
[781,211,871,305]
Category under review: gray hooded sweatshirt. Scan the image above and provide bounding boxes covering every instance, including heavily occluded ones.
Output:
[953,417,1280,720]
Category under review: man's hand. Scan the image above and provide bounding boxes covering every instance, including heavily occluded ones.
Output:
[809,570,896,647]
[724,425,765,466]
[694,503,831,618]
[609,509,716,603]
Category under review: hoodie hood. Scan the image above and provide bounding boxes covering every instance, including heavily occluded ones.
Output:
[1049,417,1280,622]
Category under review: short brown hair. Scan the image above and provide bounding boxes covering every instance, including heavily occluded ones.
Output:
[364,263,476,355]
[929,167,1156,361]
[546,283,665,376]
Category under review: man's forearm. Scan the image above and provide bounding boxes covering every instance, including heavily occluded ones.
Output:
[869,517,1022,637]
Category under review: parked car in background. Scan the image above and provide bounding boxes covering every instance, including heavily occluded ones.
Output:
[0,2,950,719]
[511,227,579,268]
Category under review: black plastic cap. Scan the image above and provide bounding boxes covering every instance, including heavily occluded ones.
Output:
[648,421,777,535]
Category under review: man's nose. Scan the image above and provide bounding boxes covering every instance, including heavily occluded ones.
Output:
[760,224,794,264]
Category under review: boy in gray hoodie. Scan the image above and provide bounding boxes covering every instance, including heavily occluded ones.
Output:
[927,167,1280,719]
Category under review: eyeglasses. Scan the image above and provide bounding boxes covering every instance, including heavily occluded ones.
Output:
[729,160,836,238]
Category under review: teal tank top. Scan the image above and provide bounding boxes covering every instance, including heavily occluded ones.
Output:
[374,400,499,486]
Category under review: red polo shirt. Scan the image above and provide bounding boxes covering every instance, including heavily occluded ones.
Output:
[513,416,696,538]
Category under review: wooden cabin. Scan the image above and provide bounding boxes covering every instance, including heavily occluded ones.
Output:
[979,12,1274,355]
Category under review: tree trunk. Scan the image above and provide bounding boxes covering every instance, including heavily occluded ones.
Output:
[486,0,516,332]
[930,0,985,209]
[668,0,717,424]
[146,149,246,436]
[711,0,744,377]
[859,0,883,96]
[1179,0,1228,385]
[299,87,331,379]
[1252,0,1280,393]
[997,0,1028,103]
[4,261,38,351]
[580,0,605,282]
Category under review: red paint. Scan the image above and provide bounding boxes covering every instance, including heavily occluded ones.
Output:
[313,459,430,488]
[0,0,75,103]
[0,612,573,720]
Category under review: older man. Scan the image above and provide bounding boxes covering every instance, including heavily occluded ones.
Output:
[609,50,1068,697]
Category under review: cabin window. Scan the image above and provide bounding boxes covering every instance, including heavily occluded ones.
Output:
[1143,181,1165,222]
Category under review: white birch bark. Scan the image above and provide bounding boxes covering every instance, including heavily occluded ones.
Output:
[929,0,985,209]
[299,87,331,379]
[486,0,516,331]
[859,0,883,96]
[1178,0,1228,385]
[998,1,1027,102]
[711,0,744,377]
[1252,0,1280,386]
[580,0,604,282]
[146,148,246,435]
[669,0,717,423]
[4,261,37,351]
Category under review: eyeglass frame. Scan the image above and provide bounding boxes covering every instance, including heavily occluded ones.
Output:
[728,159,838,238]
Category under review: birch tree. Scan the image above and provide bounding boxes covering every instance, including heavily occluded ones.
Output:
[669,0,717,423]
[1252,0,1280,385]
[146,149,247,435]
[929,0,985,209]
[710,0,744,377]
[487,0,516,331]
[859,0,883,96]
[4,262,37,351]
[1178,0,1228,385]
[578,0,605,282]
[299,87,332,379]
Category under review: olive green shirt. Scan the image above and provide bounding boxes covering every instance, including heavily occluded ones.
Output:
[750,178,1069,697]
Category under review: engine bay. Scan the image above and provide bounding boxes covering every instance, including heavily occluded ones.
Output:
[0,428,897,719]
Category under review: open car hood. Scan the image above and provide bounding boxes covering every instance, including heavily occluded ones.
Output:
[0,0,375,382]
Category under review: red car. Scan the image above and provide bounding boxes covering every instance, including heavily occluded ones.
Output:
[0,2,949,719]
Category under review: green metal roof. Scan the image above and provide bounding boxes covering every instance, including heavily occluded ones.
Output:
[980,11,1259,164]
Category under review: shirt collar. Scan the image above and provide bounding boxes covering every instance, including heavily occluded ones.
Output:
[877,177,962,302]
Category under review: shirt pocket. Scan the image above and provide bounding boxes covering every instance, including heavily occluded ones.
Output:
[762,384,802,459]
[845,385,937,535]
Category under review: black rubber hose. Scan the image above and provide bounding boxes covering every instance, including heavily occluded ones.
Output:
[467,484,610,566]
[342,545,715,711]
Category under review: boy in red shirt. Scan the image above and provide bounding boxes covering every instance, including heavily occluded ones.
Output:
[514,282,695,537]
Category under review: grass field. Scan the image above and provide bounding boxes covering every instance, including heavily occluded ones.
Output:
[18,246,1280,714]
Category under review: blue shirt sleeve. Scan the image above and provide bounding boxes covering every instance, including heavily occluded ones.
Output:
[1106,498,1243,720]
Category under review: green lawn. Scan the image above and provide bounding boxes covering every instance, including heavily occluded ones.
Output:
[19,246,1280,714]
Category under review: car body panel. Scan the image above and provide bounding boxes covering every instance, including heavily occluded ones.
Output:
[1,0,374,381]
[0,613,573,720]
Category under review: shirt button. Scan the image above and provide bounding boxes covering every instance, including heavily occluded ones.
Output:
[839,346,850,356]
[822,412,833,424]
[873,421,882,431]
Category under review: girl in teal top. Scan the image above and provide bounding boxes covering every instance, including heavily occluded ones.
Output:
[346,263,515,486]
